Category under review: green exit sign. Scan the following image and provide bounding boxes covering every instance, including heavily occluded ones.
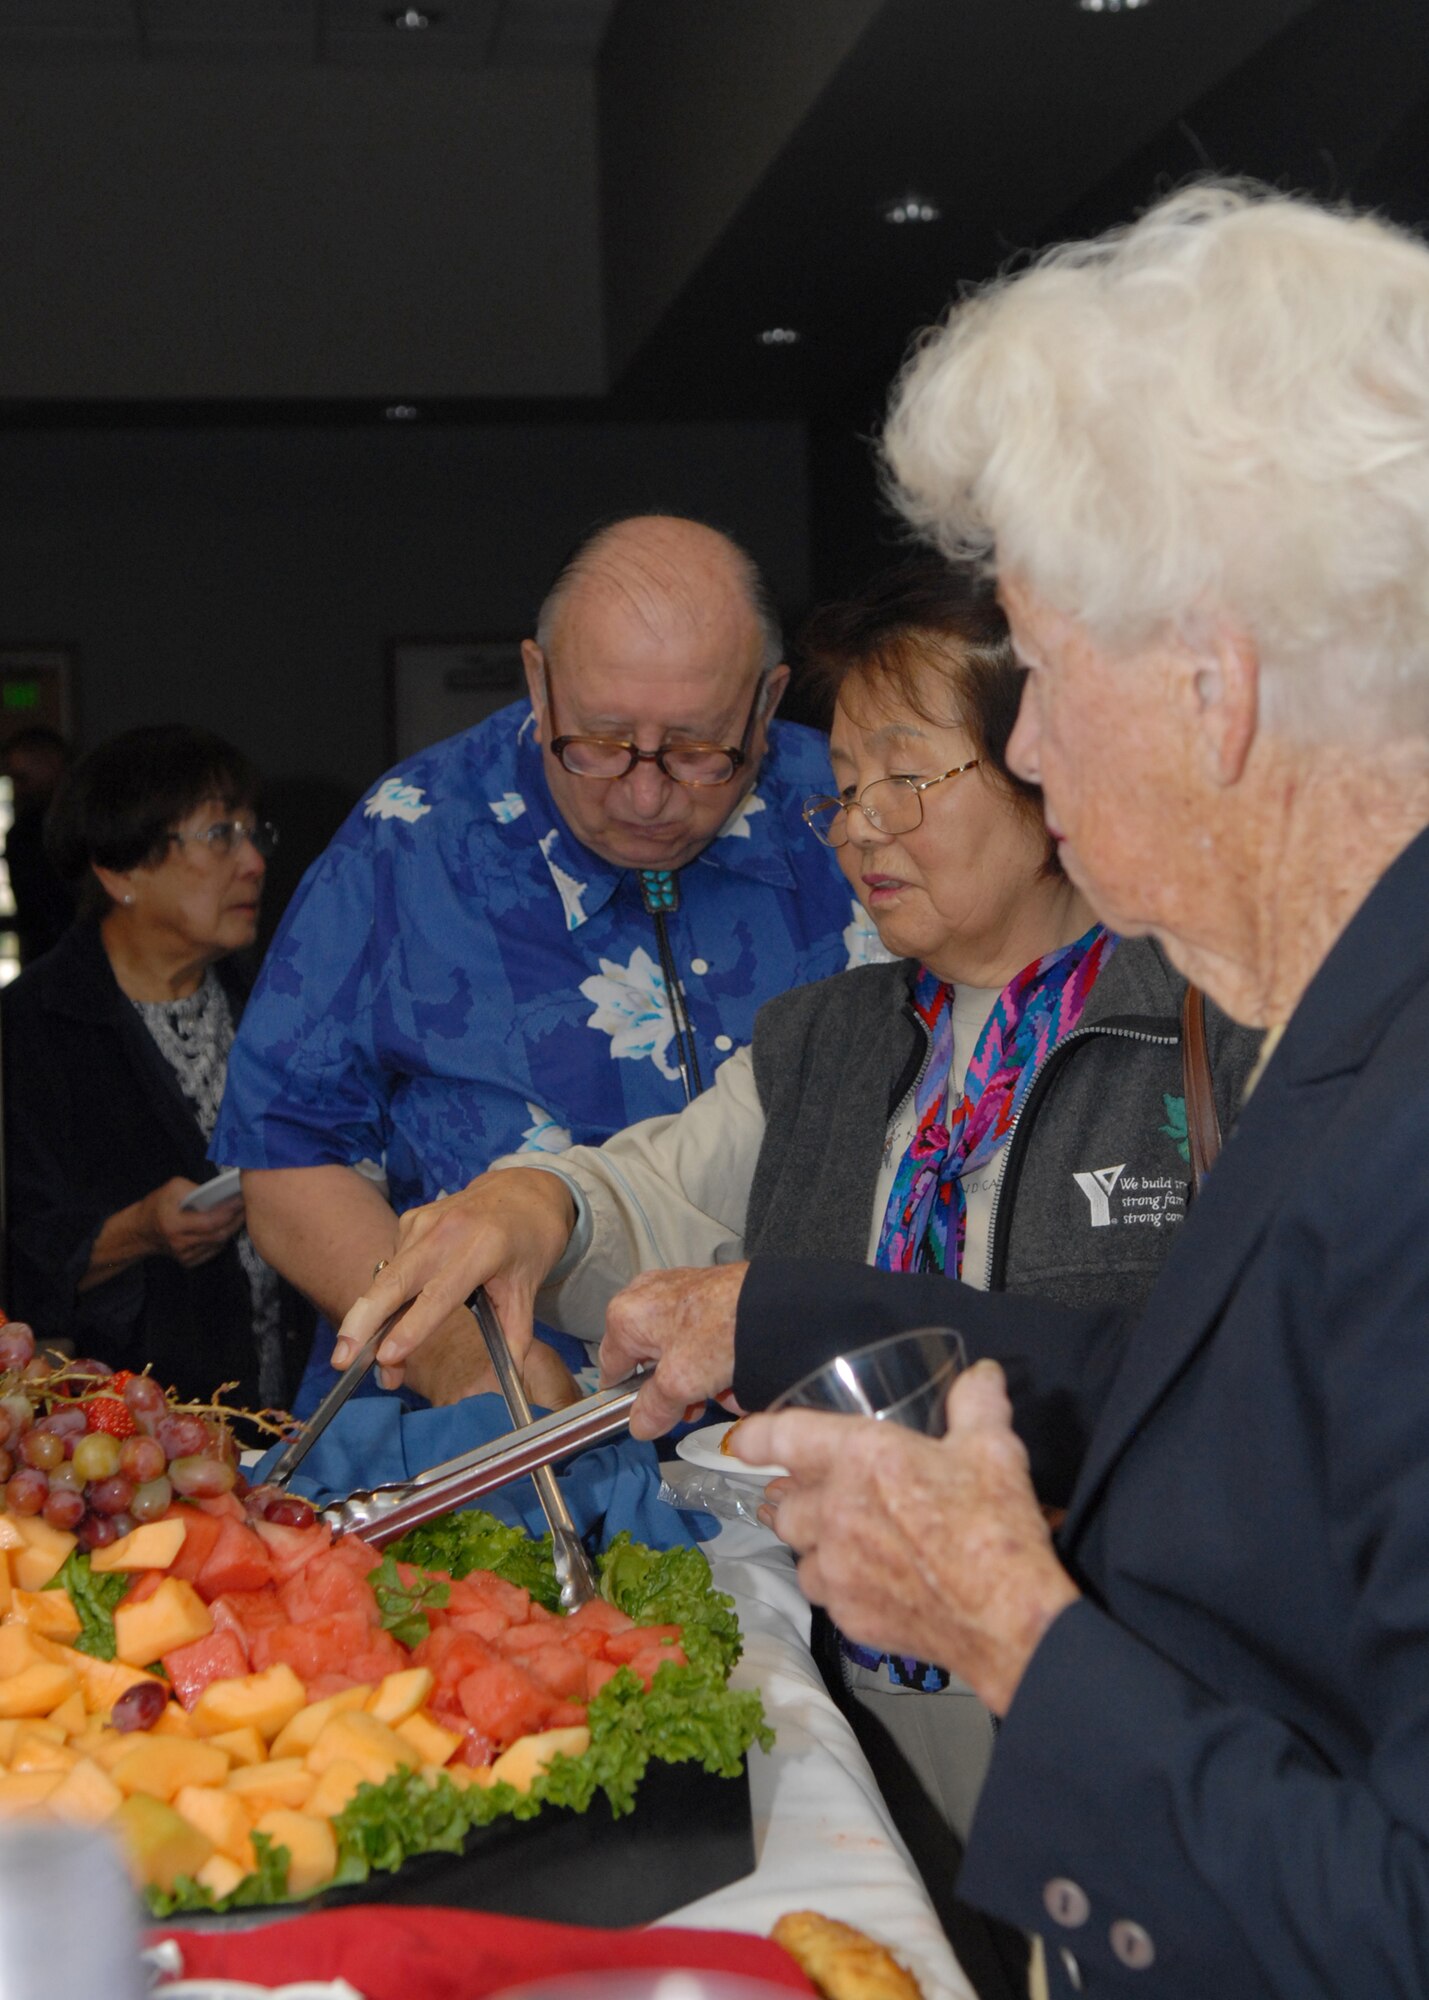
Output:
[2,680,40,711]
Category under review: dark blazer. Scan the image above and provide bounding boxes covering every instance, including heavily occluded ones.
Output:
[2,919,298,1407]
[737,823,1429,1998]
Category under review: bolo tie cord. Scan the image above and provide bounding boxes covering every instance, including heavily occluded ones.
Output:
[639,869,704,1106]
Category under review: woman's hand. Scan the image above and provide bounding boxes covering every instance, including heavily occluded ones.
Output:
[735,1360,1080,1716]
[599,1263,748,1439]
[329,1167,576,1390]
[145,1178,245,1268]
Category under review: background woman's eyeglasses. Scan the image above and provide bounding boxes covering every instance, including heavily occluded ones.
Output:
[168,819,279,859]
[547,668,769,788]
[802,760,980,848]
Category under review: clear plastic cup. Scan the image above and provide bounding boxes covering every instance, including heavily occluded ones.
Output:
[766,1326,967,1437]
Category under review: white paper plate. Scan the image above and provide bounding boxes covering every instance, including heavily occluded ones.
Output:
[674,1420,788,1483]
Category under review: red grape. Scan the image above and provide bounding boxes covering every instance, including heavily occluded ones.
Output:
[5,1469,48,1515]
[118,1436,166,1485]
[0,1394,34,1436]
[36,1406,88,1443]
[47,1461,82,1494]
[155,1414,210,1460]
[19,1431,64,1473]
[0,1449,13,1485]
[87,1474,136,1517]
[21,1358,50,1386]
[265,1493,317,1528]
[111,1681,167,1733]
[0,1325,35,1369]
[130,1475,174,1521]
[42,1487,85,1531]
[122,1375,166,1417]
[107,1511,136,1538]
[168,1454,236,1499]
[76,1512,118,1552]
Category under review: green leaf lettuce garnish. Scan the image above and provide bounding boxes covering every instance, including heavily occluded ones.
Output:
[387,1508,561,1611]
[45,1549,130,1660]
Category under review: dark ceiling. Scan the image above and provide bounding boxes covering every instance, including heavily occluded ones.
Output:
[3,0,1428,430]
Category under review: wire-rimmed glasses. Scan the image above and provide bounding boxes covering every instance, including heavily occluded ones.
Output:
[167,818,279,860]
[802,760,980,847]
[546,668,769,788]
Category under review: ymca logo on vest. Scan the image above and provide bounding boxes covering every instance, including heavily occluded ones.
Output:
[1073,1162,1187,1230]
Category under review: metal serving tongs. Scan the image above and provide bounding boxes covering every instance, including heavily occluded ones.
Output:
[470,1286,601,1609]
[315,1370,645,1554]
[267,1303,407,1489]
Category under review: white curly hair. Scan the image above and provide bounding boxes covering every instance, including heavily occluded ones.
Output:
[882,182,1429,741]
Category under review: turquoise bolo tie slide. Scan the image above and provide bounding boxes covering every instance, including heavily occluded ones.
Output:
[638,869,680,914]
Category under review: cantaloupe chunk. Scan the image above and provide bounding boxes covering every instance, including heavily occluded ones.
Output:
[82,1727,132,1772]
[206,1725,267,1768]
[195,1853,249,1902]
[111,1733,230,1801]
[304,1755,368,1820]
[9,1587,82,1642]
[47,1755,124,1827]
[0,1520,21,1554]
[394,1710,462,1769]
[0,1660,79,1719]
[0,1719,19,1762]
[190,1663,307,1743]
[365,1667,433,1729]
[10,1729,78,1775]
[69,1652,166,1718]
[0,1549,12,1616]
[152,1702,199,1739]
[441,1763,490,1791]
[0,1769,62,1813]
[250,1808,337,1898]
[113,1577,212,1668]
[8,1517,77,1591]
[304,1711,414,1789]
[89,1519,187,1573]
[269,1683,371,1759]
[0,1624,46,1678]
[48,1690,87,1738]
[488,1726,590,1794]
[226,1757,315,1814]
[175,1783,256,1869]
[112,1793,214,1894]
[12,1716,64,1746]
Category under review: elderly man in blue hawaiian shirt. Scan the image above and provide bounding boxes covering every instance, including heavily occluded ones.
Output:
[214,514,871,1409]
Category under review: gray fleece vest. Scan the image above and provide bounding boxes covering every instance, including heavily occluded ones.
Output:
[745,938,1262,1313]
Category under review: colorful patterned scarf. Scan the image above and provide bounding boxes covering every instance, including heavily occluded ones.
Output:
[848,922,1115,1691]
[875,924,1115,1280]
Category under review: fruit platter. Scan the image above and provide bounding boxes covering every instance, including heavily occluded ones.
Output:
[0,1325,769,1922]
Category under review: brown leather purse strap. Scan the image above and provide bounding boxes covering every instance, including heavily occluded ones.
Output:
[1181,983,1223,1195]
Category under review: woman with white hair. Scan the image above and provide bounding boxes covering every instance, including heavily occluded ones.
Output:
[569,185,1429,1998]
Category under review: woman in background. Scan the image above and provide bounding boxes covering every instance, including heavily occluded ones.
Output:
[3,725,308,1408]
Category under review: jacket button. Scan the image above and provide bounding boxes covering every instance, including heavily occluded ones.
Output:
[714,1034,733,1051]
[1043,1878,1091,1927]
[690,957,710,975]
[1109,1919,1156,1970]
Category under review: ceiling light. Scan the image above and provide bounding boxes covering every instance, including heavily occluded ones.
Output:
[883,197,941,226]
[388,6,437,27]
[757,328,801,347]
[384,404,420,420]
[1077,0,1152,11]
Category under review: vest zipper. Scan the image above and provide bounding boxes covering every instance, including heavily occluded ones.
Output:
[986,1022,1177,1291]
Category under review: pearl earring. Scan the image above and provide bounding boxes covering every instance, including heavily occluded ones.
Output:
[123,893,134,907]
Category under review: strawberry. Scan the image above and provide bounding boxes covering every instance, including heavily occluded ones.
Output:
[86,1395,137,1439]
[109,1370,135,1396]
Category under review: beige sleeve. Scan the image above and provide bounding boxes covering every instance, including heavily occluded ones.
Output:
[487,1045,765,1345]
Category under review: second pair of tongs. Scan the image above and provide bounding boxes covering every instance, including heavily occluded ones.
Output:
[470,1286,600,1610]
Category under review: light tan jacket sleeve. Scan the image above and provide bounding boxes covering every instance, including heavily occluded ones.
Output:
[487,1046,766,1346]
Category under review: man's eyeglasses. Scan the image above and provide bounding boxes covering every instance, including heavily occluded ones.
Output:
[168,819,279,860]
[802,761,981,848]
[545,665,770,788]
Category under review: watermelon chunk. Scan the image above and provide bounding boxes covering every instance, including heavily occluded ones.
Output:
[602,1623,683,1664]
[455,1657,553,1747]
[162,1504,224,1584]
[162,1628,250,1710]
[194,1519,275,1601]
[253,1517,333,1582]
[519,1645,590,1703]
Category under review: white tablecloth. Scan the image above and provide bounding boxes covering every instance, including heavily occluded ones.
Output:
[658,1517,977,2000]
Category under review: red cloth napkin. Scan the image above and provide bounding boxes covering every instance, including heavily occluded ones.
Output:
[152,1905,816,1997]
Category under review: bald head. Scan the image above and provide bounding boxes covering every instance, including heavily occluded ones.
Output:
[535,515,782,676]
[521,514,790,871]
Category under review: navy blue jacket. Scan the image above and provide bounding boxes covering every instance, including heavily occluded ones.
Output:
[737,823,1429,1998]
